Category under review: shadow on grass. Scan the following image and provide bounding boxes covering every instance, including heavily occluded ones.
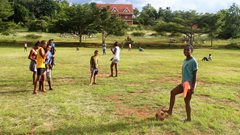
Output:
[39,118,164,134]
[0,90,30,95]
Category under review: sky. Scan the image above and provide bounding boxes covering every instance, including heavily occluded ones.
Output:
[68,0,240,13]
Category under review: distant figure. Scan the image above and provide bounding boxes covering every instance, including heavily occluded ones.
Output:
[139,47,144,52]
[28,41,39,85]
[128,43,132,51]
[110,42,120,77]
[90,50,99,85]
[202,54,212,61]
[102,43,107,55]
[24,42,28,52]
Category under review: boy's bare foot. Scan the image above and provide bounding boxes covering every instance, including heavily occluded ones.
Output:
[183,119,191,123]
[115,75,118,77]
[93,83,97,85]
[109,75,113,77]
[33,91,37,94]
[162,109,172,115]
[89,83,93,85]
[49,88,53,90]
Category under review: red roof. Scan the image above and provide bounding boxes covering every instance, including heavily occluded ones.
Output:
[96,4,133,15]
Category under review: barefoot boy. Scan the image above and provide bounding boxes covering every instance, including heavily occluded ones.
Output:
[90,50,99,85]
[110,42,120,77]
[33,40,50,94]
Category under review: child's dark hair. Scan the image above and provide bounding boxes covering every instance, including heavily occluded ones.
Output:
[114,41,118,46]
[35,41,40,47]
[94,50,98,54]
[185,44,194,52]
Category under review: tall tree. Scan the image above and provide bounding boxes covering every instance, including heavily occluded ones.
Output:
[94,5,127,44]
[139,4,158,25]
[220,3,240,39]
[0,0,16,34]
[64,4,95,47]
[154,10,199,45]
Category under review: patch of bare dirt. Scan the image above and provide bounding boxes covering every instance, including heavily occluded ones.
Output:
[107,93,157,119]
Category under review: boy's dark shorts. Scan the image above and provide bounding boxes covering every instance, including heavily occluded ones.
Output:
[37,68,46,76]
[92,68,98,75]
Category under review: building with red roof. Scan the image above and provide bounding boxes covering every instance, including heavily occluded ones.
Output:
[96,4,133,25]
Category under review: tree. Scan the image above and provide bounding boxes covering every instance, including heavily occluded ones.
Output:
[11,3,30,24]
[64,4,96,47]
[220,3,240,39]
[139,4,158,25]
[0,0,16,35]
[154,11,199,45]
[197,13,223,46]
[94,5,128,45]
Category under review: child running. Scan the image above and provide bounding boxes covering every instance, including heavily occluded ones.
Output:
[28,41,40,84]
[163,45,198,122]
[90,50,99,85]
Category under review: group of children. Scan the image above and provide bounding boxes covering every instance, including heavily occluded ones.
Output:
[28,39,56,94]
[27,39,203,122]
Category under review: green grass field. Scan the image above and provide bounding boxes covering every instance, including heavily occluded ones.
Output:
[0,47,240,134]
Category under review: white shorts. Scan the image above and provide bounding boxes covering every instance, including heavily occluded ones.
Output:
[112,59,119,64]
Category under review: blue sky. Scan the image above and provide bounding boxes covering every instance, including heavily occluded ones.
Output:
[68,0,240,13]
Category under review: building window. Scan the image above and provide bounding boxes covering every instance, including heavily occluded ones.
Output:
[123,8,129,13]
[125,16,128,19]
[111,7,118,13]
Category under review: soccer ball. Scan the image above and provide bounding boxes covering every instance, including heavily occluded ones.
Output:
[155,109,168,121]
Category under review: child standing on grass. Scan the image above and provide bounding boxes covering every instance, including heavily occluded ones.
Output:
[110,42,120,77]
[33,40,50,94]
[90,50,99,85]
[45,44,54,90]
[163,45,198,122]
[28,41,39,84]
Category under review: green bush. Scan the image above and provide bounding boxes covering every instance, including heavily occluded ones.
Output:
[131,32,145,37]
[25,34,42,39]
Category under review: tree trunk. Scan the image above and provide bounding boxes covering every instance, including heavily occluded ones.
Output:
[102,31,106,44]
[211,37,213,47]
[79,34,82,47]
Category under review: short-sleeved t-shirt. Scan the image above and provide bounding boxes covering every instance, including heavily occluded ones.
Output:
[45,51,53,65]
[182,57,198,85]
[113,46,120,60]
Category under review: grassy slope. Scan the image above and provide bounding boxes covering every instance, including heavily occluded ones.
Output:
[1,31,240,47]
[0,47,239,134]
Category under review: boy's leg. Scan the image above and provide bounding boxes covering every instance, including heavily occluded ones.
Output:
[90,74,94,85]
[164,84,183,115]
[115,63,118,77]
[110,63,114,77]
[93,74,96,84]
[47,70,53,90]
[184,92,192,121]
[39,81,42,91]
[42,73,46,92]
[33,75,41,94]
[33,71,36,85]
